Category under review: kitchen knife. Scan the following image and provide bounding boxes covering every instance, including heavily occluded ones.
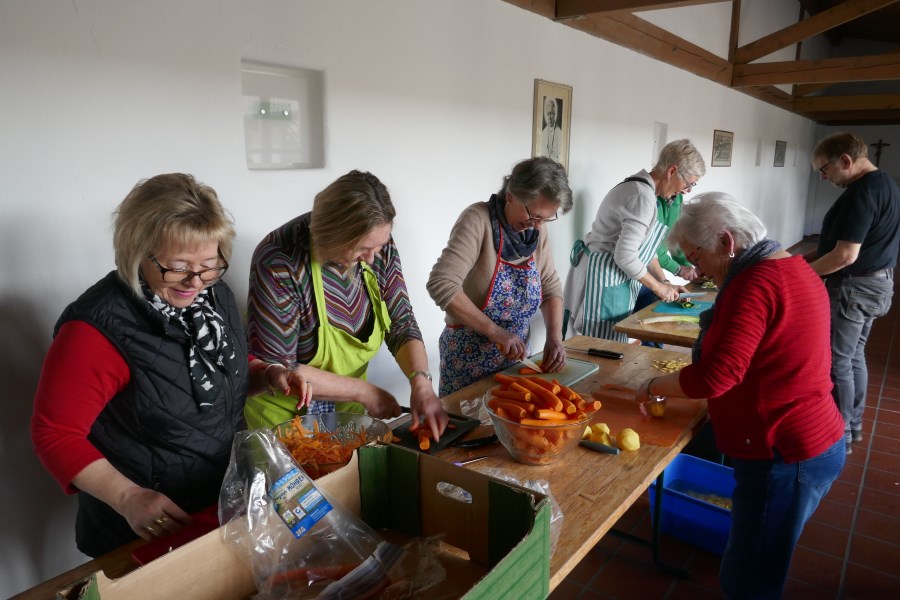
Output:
[519,355,543,373]
[580,439,621,455]
[678,292,705,299]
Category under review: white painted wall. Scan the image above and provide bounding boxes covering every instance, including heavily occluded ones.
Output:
[1,0,820,595]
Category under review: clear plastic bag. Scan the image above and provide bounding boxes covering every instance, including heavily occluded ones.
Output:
[471,467,564,556]
[219,429,446,599]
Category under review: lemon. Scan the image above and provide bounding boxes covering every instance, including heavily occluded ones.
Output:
[618,428,640,451]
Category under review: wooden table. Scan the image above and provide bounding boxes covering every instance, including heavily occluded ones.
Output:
[15,336,705,598]
[438,336,707,590]
[614,289,717,348]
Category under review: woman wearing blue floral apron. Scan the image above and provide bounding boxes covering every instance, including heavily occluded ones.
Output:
[563,140,707,341]
[427,158,574,397]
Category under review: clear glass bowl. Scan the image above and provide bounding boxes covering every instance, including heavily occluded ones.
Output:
[273,412,392,479]
[483,387,590,465]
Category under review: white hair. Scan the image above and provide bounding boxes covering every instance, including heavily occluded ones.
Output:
[668,191,767,253]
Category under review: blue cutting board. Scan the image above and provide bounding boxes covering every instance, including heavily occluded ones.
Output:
[652,300,713,316]
[498,351,599,387]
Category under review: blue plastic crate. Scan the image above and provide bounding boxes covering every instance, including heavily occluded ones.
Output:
[649,454,735,555]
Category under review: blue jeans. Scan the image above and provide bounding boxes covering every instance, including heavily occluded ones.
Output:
[827,275,893,436]
[632,285,662,348]
[719,439,845,599]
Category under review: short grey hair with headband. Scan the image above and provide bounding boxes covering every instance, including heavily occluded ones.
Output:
[651,139,707,180]
[667,191,767,254]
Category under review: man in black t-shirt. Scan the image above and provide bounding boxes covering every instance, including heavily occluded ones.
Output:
[807,132,899,454]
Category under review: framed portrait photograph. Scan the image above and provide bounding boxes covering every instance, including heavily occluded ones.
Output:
[774,140,787,167]
[532,79,572,171]
[711,129,734,167]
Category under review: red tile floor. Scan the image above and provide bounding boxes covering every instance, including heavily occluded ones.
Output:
[550,274,900,599]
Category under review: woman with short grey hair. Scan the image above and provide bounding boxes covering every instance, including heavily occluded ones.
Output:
[428,156,573,396]
[563,139,705,340]
[636,192,845,598]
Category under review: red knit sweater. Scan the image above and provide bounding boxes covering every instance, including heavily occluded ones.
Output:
[679,256,843,462]
[31,321,256,493]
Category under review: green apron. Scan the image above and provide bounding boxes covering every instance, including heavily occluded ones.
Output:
[243,254,392,429]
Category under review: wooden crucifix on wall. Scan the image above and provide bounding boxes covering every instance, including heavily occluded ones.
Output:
[870,138,890,167]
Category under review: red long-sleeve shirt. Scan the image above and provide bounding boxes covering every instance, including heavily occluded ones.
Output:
[31,321,257,493]
[679,256,843,462]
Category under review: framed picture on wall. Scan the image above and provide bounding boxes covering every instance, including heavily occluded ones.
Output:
[774,140,787,167]
[532,79,572,172]
[711,129,734,167]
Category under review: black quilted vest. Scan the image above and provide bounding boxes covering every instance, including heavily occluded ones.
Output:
[55,272,248,557]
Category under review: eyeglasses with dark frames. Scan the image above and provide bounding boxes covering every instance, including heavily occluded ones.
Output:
[149,254,229,284]
[519,197,558,223]
[817,160,834,176]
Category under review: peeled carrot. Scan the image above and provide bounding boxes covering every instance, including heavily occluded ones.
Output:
[492,397,536,415]
[494,373,518,385]
[519,367,539,375]
[519,418,580,427]
[535,409,568,421]
[492,389,532,402]
[515,378,564,411]
[497,401,529,420]
[508,381,531,395]
[527,376,561,394]
[417,428,431,451]
[553,379,580,401]
[560,397,577,415]
[578,398,602,411]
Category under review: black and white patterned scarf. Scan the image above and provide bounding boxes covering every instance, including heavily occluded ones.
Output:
[142,282,241,411]
[488,193,541,261]
[692,239,782,363]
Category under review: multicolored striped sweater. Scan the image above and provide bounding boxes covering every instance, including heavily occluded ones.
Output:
[247,213,423,366]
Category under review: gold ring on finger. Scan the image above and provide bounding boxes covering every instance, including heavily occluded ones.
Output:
[145,525,156,534]
[155,517,168,526]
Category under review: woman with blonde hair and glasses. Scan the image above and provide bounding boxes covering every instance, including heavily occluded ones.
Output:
[32,173,294,557]
[427,157,573,396]
[245,170,448,440]
[564,139,705,340]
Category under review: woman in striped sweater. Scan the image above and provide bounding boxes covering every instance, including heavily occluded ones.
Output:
[244,170,448,441]
[635,192,845,599]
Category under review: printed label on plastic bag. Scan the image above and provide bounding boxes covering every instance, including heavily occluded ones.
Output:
[269,467,333,538]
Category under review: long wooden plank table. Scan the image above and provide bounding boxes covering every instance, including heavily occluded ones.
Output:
[15,337,705,599]
[438,336,707,590]
[614,289,716,348]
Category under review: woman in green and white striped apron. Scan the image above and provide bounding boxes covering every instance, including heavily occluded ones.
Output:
[563,139,707,341]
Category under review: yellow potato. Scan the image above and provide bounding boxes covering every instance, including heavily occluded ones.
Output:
[590,431,612,446]
[648,401,666,418]
[617,428,640,451]
[590,423,610,436]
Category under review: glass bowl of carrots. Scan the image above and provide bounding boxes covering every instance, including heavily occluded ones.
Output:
[274,412,392,479]
[484,375,601,465]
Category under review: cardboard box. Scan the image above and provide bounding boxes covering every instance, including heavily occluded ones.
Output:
[60,443,550,599]
[648,453,735,555]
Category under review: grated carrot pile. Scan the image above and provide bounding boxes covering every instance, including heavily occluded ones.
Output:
[277,416,369,470]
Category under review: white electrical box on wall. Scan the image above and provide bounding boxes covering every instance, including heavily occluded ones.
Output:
[241,61,325,169]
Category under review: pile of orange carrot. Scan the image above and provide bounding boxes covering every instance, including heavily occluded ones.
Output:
[488,373,601,426]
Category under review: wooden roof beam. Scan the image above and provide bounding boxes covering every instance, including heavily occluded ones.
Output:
[733,53,900,86]
[555,0,721,19]
[793,93,900,112]
[735,0,899,64]
[566,12,731,84]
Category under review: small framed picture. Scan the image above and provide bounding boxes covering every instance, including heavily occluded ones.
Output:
[711,129,734,167]
[532,79,572,172]
[774,140,787,167]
